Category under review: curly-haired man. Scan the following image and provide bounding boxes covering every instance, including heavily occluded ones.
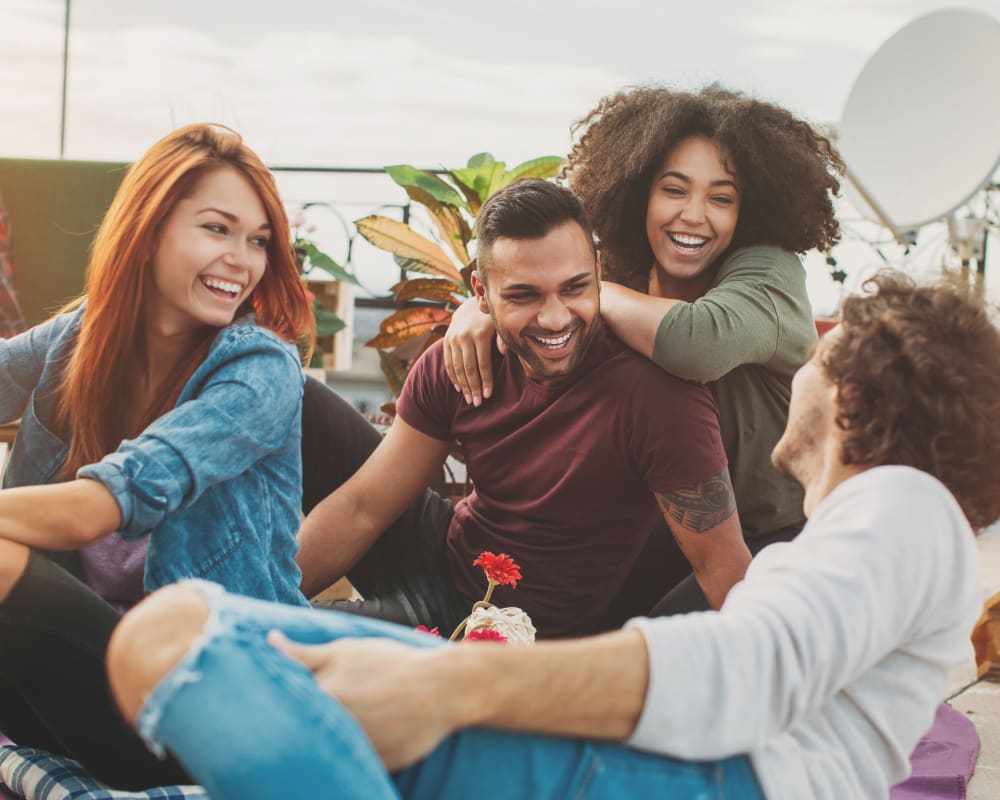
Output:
[108,270,1000,800]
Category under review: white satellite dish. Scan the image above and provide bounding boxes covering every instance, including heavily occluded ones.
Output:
[836,9,1000,234]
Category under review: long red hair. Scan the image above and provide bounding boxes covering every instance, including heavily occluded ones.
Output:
[58,123,313,476]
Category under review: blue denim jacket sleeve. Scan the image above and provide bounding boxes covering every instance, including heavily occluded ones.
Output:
[0,314,66,423]
[77,326,305,538]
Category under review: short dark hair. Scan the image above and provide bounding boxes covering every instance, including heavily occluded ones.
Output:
[475,179,596,276]
[823,270,1000,530]
[563,84,843,290]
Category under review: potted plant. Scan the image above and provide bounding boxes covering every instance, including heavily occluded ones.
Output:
[355,152,563,396]
[291,204,362,370]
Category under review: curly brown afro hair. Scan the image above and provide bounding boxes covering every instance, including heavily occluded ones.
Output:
[824,270,1000,530]
[562,84,844,289]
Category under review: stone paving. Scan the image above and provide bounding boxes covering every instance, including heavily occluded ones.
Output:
[951,523,1000,798]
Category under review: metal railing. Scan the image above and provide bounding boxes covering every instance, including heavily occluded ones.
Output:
[270,165,459,311]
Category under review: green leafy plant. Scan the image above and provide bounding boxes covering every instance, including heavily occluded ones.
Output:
[355,153,563,396]
[291,204,362,368]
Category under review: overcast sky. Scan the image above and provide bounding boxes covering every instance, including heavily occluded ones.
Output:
[2,0,999,309]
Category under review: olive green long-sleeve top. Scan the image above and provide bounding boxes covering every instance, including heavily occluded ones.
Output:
[652,244,816,539]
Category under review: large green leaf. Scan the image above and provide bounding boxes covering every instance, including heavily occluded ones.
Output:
[355,215,463,283]
[446,172,485,216]
[466,152,496,169]
[502,155,564,186]
[484,161,511,201]
[366,306,452,349]
[313,305,347,337]
[400,185,472,266]
[385,164,467,210]
[452,161,507,204]
[391,278,467,304]
[299,241,360,285]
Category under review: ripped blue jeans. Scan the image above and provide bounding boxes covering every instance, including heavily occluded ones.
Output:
[139,581,763,800]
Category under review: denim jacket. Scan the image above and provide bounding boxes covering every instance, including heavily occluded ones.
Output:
[1,304,309,606]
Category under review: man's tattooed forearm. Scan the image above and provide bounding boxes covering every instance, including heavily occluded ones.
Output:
[655,467,737,533]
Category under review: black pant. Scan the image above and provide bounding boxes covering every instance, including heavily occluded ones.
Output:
[600,519,805,626]
[301,377,468,632]
[648,524,803,615]
[0,551,189,789]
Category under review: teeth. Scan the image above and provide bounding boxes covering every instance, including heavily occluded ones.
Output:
[669,233,708,247]
[533,331,572,348]
[202,277,242,295]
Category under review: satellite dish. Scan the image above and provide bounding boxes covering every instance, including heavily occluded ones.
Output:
[836,9,1000,233]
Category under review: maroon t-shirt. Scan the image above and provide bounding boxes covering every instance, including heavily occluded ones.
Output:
[396,329,726,638]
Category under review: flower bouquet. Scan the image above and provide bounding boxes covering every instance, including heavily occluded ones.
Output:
[416,551,536,643]
[449,551,536,644]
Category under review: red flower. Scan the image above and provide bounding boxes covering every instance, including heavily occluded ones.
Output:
[466,628,508,643]
[472,551,521,588]
[415,625,440,637]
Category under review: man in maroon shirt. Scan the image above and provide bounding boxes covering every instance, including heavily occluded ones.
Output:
[297,179,749,638]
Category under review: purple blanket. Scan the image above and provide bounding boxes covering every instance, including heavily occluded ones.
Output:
[891,703,980,799]
[0,703,980,799]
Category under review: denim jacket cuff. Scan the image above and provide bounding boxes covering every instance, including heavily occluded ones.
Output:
[78,447,187,537]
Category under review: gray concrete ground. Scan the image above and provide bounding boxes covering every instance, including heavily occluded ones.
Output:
[949,675,1000,800]
[948,523,1000,799]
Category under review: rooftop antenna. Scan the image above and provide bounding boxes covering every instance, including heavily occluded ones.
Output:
[59,0,71,158]
[831,9,1000,278]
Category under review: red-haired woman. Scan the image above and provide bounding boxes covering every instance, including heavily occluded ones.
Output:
[0,123,313,787]
[444,85,843,621]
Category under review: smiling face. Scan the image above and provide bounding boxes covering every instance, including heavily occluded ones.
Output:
[146,166,270,336]
[645,135,740,300]
[473,220,601,387]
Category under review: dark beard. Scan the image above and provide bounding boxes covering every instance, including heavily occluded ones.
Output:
[493,315,604,386]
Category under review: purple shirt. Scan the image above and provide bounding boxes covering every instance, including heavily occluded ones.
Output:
[79,534,148,611]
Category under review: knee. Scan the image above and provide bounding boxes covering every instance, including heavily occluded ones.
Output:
[107,584,211,726]
[0,539,30,603]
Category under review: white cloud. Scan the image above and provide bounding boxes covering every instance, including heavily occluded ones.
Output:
[0,0,69,155]
[745,42,803,62]
[2,20,627,166]
[734,1,911,54]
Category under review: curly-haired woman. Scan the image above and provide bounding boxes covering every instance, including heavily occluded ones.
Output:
[444,84,844,619]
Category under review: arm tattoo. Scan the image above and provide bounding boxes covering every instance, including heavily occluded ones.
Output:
[655,467,737,533]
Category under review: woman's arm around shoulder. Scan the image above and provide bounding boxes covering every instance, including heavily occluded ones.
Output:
[605,246,813,383]
[442,296,502,407]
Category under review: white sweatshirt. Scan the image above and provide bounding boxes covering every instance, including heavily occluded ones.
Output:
[627,466,981,800]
